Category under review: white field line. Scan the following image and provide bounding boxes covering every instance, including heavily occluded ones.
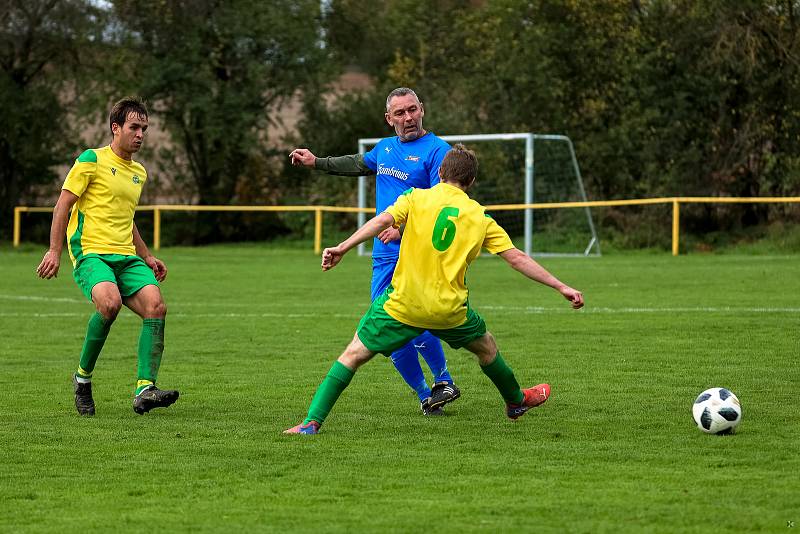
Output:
[0,294,83,303]
[1,293,799,319]
[0,312,359,319]
[481,305,800,314]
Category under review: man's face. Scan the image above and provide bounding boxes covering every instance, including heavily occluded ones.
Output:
[112,111,148,154]
[385,94,425,142]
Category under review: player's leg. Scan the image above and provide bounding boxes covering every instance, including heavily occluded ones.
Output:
[79,282,121,379]
[465,331,522,402]
[389,341,430,402]
[71,256,121,416]
[413,330,460,410]
[120,256,178,414]
[285,293,421,435]
[437,308,550,419]
[285,333,377,434]
[465,332,550,419]
[371,257,432,407]
[466,332,550,419]
[414,331,453,384]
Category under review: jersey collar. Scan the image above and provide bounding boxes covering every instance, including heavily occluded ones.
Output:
[438,182,468,196]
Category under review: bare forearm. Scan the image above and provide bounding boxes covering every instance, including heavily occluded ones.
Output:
[500,249,566,290]
[48,192,78,252]
[132,223,151,259]
[48,206,70,252]
[339,213,395,253]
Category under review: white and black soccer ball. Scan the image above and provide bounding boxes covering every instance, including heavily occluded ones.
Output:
[692,387,742,434]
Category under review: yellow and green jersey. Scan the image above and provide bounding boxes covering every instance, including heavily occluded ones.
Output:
[383,182,515,329]
[62,146,147,265]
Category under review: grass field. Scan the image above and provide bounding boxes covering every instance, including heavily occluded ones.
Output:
[1,245,798,533]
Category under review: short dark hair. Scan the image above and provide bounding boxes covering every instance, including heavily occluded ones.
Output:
[385,87,420,111]
[109,97,148,134]
[440,144,478,188]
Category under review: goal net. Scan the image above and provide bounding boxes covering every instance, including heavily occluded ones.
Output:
[356,133,600,257]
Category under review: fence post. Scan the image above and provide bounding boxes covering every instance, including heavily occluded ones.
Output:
[314,209,322,255]
[153,207,161,251]
[13,207,21,248]
[672,199,680,256]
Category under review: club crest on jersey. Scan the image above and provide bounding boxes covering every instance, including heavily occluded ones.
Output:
[406,155,420,162]
[111,168,117,176]
[132,175,141,184]
[385,147,392,153]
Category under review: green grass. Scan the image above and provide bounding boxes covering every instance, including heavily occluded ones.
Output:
[1,246,798,533]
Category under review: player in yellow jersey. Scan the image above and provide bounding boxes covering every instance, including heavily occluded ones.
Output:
[285,144,584,434]
[36,97,179,416]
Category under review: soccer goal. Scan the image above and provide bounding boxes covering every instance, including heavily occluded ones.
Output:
[356,133,600,257]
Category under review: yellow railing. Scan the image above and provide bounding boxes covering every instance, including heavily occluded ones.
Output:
[13,197,800,255]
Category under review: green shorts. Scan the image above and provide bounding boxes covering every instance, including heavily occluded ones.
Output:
[72,254,158,301]
[356,288,487,356]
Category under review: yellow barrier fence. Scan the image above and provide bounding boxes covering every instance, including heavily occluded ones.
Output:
[13,197,800,256]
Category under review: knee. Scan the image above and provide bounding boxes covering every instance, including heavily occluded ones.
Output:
[338,350,366,370]
[483,332,497,351]
[476,351,495,366]
[143,297,167,319]
[338,341,372,370]
[151,300,167,318]
[473,332,498,365]
[96,297,122,320]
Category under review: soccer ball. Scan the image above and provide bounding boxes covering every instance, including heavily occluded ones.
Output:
[692,387,742,434]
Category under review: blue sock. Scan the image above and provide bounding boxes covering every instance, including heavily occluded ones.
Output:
[391,341,431,402]
[413,331,453,384]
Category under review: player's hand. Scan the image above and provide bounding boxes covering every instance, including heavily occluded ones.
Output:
[321,246,345,271]
[36,249,61,279]
[377,226,401,244]
[559,286,584,309]
[145,255,168,282]
[289,148,316,167]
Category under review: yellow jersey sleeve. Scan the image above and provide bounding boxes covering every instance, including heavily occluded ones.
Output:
[483,215,515,254]
[384,188,413,227]
[62,150,97,197]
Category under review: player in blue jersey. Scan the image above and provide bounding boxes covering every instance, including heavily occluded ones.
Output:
[290,87,460,415]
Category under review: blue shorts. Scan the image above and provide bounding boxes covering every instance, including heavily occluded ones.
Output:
[370,255,398,301]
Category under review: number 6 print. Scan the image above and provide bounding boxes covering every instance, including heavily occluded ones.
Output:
[432,206,459,251]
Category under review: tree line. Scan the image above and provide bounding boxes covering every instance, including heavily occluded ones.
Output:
[2,0,799,247]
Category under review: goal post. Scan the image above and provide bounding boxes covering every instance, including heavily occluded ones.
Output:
[356,133,600,257]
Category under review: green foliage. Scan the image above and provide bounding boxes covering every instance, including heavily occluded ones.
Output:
[310,0,800,244]
[1,247,798,530]
[3,0,800,246]
[0,0,109,239]
[109,0,331,243]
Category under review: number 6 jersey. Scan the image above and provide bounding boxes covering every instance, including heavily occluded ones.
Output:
[383,183,514,329]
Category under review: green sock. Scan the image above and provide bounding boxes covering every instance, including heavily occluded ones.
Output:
[480,352,524,405]
[136,318,165,394]
[76,312,112,379]
[303,361,355,425]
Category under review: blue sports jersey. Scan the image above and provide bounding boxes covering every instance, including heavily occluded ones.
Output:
[363,132,450,258]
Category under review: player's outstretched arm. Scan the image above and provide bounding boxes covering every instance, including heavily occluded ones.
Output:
[133,223,167,282]
[322,212,396,271]
[36,190,79,279]
[289,148,316,167]
[291,148,374,177]
[498,248,584,309]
